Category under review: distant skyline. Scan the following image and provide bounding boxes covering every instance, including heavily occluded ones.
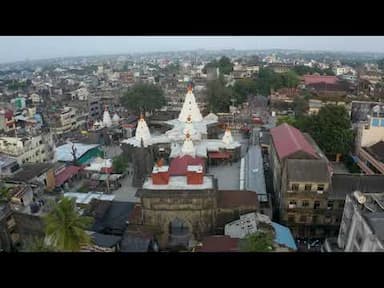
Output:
[1,36,384,63]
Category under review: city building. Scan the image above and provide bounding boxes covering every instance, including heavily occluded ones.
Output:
[324,189,384,252]
[0,133,54,165]
[269,123,333,238]
[224,212,297,251]
[0,154,20,177]
[354,104,384,175]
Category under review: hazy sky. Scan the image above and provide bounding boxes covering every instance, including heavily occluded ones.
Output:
[1,36,384,63]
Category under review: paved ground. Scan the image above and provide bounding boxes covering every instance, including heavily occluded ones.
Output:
[209,161,241,190]
[112,174,140,202]
[330,161,349,174]
[103,144,123,158]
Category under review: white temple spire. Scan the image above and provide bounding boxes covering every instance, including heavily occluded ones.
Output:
[178,84,203,122]
[181,132,195,157]
[135,113,151,147]
[102,106,112,128]
[222,127,234,145]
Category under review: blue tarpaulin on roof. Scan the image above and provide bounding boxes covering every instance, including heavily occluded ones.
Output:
[272,222,297,251]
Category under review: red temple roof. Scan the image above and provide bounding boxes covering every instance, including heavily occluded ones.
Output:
[168,155,205,176]
[209,151,231,159]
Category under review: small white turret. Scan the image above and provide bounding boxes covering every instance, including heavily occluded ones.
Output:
[135,114,151,147]
[112,113,120,124]
[222,127,234,145]
[102,106,112,128]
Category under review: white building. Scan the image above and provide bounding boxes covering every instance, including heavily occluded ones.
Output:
[324,191,384,252]
[51,107,81,135]
[0,133,54,165]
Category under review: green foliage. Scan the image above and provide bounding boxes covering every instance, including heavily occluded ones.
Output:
[77,186,89,193]
[233,79,258,105]
[292,96,308,117]
[203,56,234,75]
[240,231,275,252]
[113,154,128,174]
[293,65,334,76]
[121,83,166,114]
[205,79,234,113]
[255,68,282,96]
[281,70,300,88]
[378,59,384,70]
[296,105,354,155]
[24,236,56,252]
[277,115,297,126]
[7,80,27,90]
[44,197,93,251]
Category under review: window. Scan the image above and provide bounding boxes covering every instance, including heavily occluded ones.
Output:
[288,200,297,208]
[317,184,325,192]
[372,118,380,127]
[381,119,384,127]
[299,215,307,223]
[292,183,299,191]
[304,184,312,191]
[314,201,321,209]
[339,201,345,209]
[327,201,334,210]
[312,215,318,224]
[288,215,295,223]
[302,200,309,208]
[324,215,332,224]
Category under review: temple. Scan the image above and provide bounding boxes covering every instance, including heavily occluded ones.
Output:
[122,85,242,186]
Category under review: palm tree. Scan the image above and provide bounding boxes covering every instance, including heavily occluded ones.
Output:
[44,197,93,252]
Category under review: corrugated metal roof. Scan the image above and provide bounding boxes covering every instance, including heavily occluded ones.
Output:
[270,123,318,161]
[55,143,100,162]
[271,222,297,251]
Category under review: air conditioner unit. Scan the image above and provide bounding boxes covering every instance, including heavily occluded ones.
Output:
[288,204,296,209]
[317,191,323,194]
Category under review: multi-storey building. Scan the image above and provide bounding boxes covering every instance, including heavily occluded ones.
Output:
[324,189,384,252]
[0,132,54,165]
[269,123,334,238]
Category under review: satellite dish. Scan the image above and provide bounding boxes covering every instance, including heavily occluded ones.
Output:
[353,190,366,204]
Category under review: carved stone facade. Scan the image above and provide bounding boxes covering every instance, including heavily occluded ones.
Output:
[137,189,217,248]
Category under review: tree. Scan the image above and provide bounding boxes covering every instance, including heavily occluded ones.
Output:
[292,96,308,117]
[240,231,275,252]
[297,105,354,158]
[378,58,384,70]
[203,56,233,75]
[113,154,128,174]
[233,79,258,105]
[254,68,283,96]
[205,79,233,113]
[44,197,93,251]
[276,115,297,126]
[121,83,166,114]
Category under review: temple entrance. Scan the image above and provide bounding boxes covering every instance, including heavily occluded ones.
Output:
[168,218,191,249]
